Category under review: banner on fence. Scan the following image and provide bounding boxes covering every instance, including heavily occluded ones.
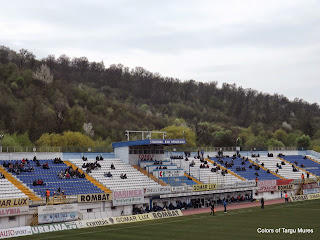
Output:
[78,193,112,203]
[257,180,276,192]
[276,179,293,186]
[290,193,320,202]
[193,184,217,192]
[153,170,184,178]
[302,183,319,190]
[0,226,32,239]
[76,219,110,228]
[144,186,171,196]
[32,222,77,234]
[303,188,319,195]
[38,204,78,224]
[113,189,144,206]
[171,186,185,192]
[0,206,29,217]
[0,198,29,208]
[277,184,294,191]
[235,181,256,188]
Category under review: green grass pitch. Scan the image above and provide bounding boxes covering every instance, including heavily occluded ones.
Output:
[21,199,320,240]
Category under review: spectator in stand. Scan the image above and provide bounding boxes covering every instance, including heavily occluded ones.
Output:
[42,163,50,169]
[0,173,5,179]
[111,163,115,170]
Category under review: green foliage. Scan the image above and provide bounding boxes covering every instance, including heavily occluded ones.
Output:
[161,125,196,147]
[245,136,267,148]
[274,129,287,142]
[296,135,311,149]
[36,131,95,147]
[266,138,284,147]
[0,132,32,147]
[1,45,320,148]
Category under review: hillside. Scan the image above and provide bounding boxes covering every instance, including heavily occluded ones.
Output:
[0,45,320,150]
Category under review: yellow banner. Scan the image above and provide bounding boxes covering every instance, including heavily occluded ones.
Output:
[193,184,217,192]
[78,193,112,203]
[290,193,320,202]
[109,210,183,224]
[0,197,29,208]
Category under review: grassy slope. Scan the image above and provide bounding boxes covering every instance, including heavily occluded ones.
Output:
[21,199,320,240]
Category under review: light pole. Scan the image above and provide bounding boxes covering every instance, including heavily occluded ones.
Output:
[0,135,4,153]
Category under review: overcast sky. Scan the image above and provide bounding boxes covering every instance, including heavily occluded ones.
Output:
[1,0,319,103]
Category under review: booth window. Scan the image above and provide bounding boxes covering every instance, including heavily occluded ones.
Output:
[9,216,16,221]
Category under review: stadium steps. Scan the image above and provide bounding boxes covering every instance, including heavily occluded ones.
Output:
[64,161,112,193]
[306,156,320,165]
[0,165,41,201]
[183,173,203,184]
[248,158,285,180]
[132,165,168,186]
[277,157,318,178]
[206,158,246,181]
[295,183,303,195]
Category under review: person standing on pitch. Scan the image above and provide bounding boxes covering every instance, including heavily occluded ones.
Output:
[223,199,227,213]
[210,201,215,216]
[260,197,264,209]
[285,192,289,203]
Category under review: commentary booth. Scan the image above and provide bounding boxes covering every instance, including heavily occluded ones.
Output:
[112,139,186,165]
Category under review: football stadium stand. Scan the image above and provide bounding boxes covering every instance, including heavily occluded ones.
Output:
[0,178,27,199]
[210,157,281,181]
[280,155,320,177]
[69,158,163,191]
[0,159,104,197]
[255,156,311,180]
[171,157,242,184]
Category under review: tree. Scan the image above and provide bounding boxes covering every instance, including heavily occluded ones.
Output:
[33,64,54,85]
[296,135,311,149]
[161,125,196,147]
[267,138,284,147]
[274,129,287,142]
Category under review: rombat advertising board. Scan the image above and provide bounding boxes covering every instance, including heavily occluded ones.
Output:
[77,193,112,203]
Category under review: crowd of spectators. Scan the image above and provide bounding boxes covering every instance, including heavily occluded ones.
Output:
[58,166,85,179]
[82,161,101,173]
[3,159,35,175]
[33,179,45,186]
[53,158,63,164]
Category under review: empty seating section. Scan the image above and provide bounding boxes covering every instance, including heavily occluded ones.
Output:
[306,155,320,163]
[63,153,114,160]
[69,158,162,191]
[0,160,103,197]
[281,155,320,177]
[211,157,280,180]
[0,178,27,199]
[256,157,306,179]
[159,176,196,186]
[171,158,241,184]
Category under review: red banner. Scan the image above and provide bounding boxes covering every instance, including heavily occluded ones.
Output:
[276,179,293,186]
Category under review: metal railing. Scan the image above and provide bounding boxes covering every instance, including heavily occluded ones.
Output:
[0,146,113,153]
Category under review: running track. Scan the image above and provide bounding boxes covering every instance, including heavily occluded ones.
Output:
[182,198,285,215]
